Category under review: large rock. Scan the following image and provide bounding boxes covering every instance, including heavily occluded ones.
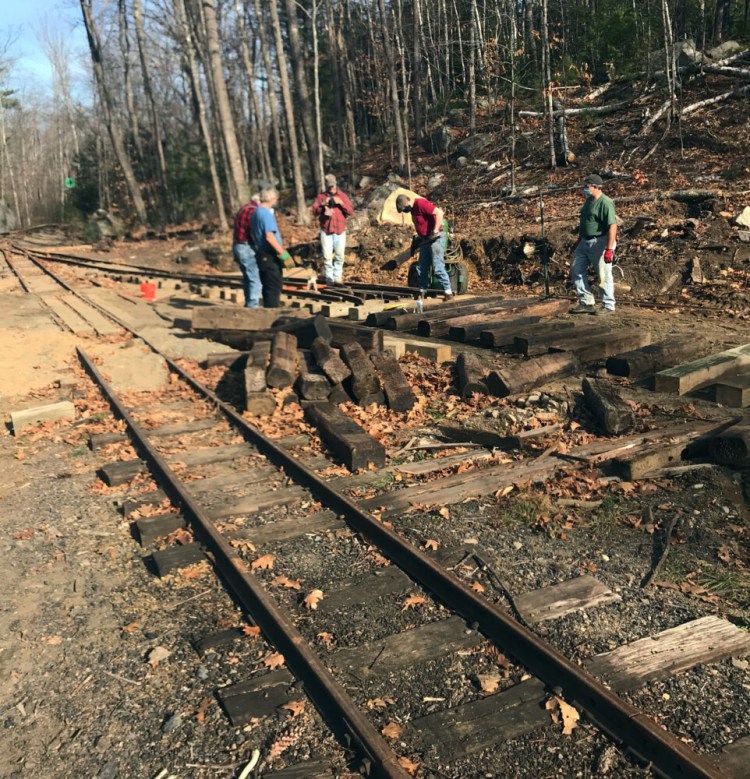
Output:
[364,182,400,213]
[0,199,17,232]
[90,209,124,240]
[446,109,467,127]
[424,124,453,154]
[707,40,744,61]
[376,187,422,226]
[649,38,706,70]
[735,207,750,228]
[456,133,494,160]
[427,173,445,191]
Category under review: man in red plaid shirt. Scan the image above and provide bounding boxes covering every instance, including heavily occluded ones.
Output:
[312,174,353,283]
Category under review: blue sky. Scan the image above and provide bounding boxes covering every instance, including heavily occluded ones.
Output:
[2,0,87,94]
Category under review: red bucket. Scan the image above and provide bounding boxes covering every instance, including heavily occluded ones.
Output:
[140,282,157,302]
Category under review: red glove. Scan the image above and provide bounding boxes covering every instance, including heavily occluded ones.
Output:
[603,249,614,263]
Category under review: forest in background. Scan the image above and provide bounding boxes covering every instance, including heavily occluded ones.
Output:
[0,0,748,230]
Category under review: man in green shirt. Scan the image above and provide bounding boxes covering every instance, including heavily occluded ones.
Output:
[570,174,618,315]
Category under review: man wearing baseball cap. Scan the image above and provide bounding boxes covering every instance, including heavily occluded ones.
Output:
[570,174,618,315]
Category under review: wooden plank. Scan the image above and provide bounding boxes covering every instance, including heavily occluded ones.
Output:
[98,459,146,486]
[62,292,120,335]
[369,349,416,411]
[151,543,206,577]
[451,314,543,344]
[582,377,635,435]
[311,337,351,384]
[715,374,750,408]
[216,669,295,725]
[717,735,750,779]
[304,402,386,471]
[486,353,580,398]
[296,349,331,401]
[438,422,561,450]
[316,567,412,613]
[193,628,245,655]
[275,314,332,349]
[558,329,651,364]
[400,337,453,362]
[11,400,76,434]
[415,297,541,337]
[201,351,248,369]
[393,450,492,475]
[135,513,186,546]
[516,575,621,623]
[237,510,340,545]
[266,331,298,389]
[262,763,334,779]
[41,294,94,334]
[514,324,611,357]
[382,336,406,358]
[654,343,750,395]
[191,306,307,331]
[328,320,384,352]
[332,616,482,677]
[585,615,750,692]
[207,487,306,519]
[122,490,168,517]
[245,340,275,416]
[606,336,709,379]
[480,319,575,349]
[446,299,570,342]
[340,341,381,400]
[456,351,490,396]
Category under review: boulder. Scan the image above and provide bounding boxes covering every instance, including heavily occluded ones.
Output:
[375,187,422,226]
[90,209,124,240]
[456,133,494,159]
[446,109,467,127]
[357,175,373,189]
[0,199,17,232]
[364,182,400,213]
[455,156,469,168]
[649,38,706,70]
[427,173,445,191]
[734,207,750,228]
[424,124,452,154]
[707,40,744,61]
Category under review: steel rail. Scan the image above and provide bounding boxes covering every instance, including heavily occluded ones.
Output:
[25,249,728,779]
[2,249,33,293]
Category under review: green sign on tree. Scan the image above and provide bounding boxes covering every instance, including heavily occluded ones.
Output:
[64,178,76,189]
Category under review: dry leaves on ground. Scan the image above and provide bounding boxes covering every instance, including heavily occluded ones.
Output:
[424,539,440,551]
[471,581,485,593]
[402,594,427,611]
[242,626,261,638]
[477,672,502,694]
[381,721,403,740]
[545,696,580,735]
[366,696,396,710]
[303,589,325,610]
[398,756,420,776]
[280,700,306,718]
[272,575,303,590]
[251,554,276,571]
[148,646,171,666]
[263,652,286,670]
[317,631,335,649]
[195,696,215,725]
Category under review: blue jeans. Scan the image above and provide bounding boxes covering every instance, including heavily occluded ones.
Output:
[320,231,346,282]
[570,236,615,310]
[232,241,261,307]
[418,233,452,294]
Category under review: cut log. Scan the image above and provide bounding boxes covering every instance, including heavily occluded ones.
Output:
[369,349,416,412]
[339,342,381,400]
[582,377,635,435]
[266,331,298,389]
[709,423,750,466]
[479,319,575,349]
[487,353,580,398]
[11,401,76,435]
[311,337,351,384]
[245,340,276,416]
[455,352,490,397]
[274,314,332,349]
[445,299,570,341]
[295,350,331,401]
[556,329,652,364]
[451,315,543,344]
[191,306,306,332]
[514,324,611,357]
[715,375,750,408]
[606,336,710,378]
[654,343,750,395]
[328,321,384,352]
[303,401,386,471]
[438,422,561,449]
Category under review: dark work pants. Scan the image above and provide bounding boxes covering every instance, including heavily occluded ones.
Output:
[256,252,283,308]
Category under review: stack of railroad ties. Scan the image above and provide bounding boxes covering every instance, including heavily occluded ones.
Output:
[192,295,750,476]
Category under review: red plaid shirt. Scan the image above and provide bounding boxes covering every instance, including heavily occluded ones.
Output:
[233,199,259,243]
[312,190,353,234]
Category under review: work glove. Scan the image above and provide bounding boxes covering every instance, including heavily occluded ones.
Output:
[278,250,294,269]
[603,249,614,264]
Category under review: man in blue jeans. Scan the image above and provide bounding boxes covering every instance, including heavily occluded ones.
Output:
[250,185,294,308]
[232,196,261,307]
[395,193,453,301]
[570,174,618,316]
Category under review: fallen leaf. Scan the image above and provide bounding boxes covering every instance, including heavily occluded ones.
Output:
[121,621,140,634]
[280,700,306,718]
[424,539,440,551]
[402,594,427,611]
[471,581,485,593]
[242,626,261,638]
[546,696,580,735]
[15,450,26,460]
[195,696,214,724]
[178,563,206,579]
[45,635,63,645]
[582,561,598,574]
[495,485,514,498]
[477,672,502,693]
[317,631,335,648]
[438,506,450,519]
[272,575,303,590]
[398,756,420,776]
[381,721,403,739]
[251,554,276,571]
[263,652,285,670]
[366,696,395,710]
[303,589,325,610]
[15,529,34,540]
[148,646,171,666]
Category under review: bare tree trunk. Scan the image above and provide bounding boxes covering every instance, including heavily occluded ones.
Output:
[311,0,325,181]
[133,0,170,215]
[268,0,310,224]
[117,0,143,160]
[175,0,227,229]
[509,0,518,193]
[281,0,324,192]
[376,0,407,173]
[412,0,423,143]
[540,0,556,168]
[199,0,249,208]
[80,0,148,224]
[469,0,477,131]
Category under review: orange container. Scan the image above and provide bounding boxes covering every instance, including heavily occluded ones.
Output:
[140,282,157,302]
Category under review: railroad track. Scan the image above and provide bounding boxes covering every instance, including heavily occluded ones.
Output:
[5,240,749,778]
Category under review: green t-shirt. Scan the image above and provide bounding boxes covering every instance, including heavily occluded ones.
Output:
[579,194,616,239]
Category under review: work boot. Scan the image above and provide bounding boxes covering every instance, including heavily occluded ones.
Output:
[570,303,596,315]
[443,292,454,302]
[596,307,615,316]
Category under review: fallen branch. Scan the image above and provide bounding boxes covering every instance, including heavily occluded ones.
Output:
[641,508,680,588]
[519,99,632,118]
[681,82,750,116]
